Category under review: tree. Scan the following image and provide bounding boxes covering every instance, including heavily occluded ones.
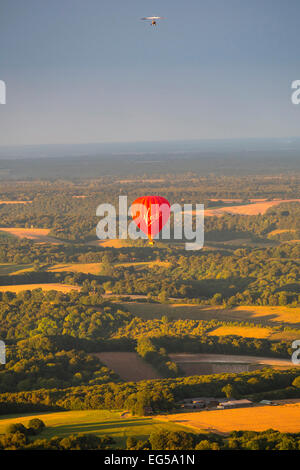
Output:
[292,376,300,388]
[158,290,168,303]
[27,418,45,435]
[5,423,27,435]
[195,440,220,450]
[149,430,194,450]
[222,384,236,399]
[211,293,222,305]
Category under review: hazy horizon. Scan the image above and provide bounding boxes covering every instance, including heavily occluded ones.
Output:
[1,136,300,159]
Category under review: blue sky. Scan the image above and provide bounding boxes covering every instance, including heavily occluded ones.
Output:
[1,0,300,146]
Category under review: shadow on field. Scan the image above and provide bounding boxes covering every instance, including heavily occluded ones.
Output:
[45,418,153,436]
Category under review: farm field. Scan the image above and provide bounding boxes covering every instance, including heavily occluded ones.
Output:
[48,263,102,275]
[0,410,193,448]
[0,227,60,244]
[233,306,300,326]
[94,352,161,381]
[209,325,300,342]
[115,261,170,269]
[204,199,300,217]
[0,200,32,204]
[121,303,300,328]
[87,239,129,248]
[169,353,296,376]
[208,325,272,339]
[267,229,296,237]
[156,402,300,434]
[0,283,81,293]
[0,263,34,276]
[47,260,170,275]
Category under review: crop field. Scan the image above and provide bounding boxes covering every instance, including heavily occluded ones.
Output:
[208,325,272,339]
[87,239,129,248]
[48,263,102,275]
[208,325,300,342]
[233,306,300,326]
[0,227,59,244]
[47,261,169,275]
[121,303,300,328]
[156,402,300,434]
[204,199,300,217]
[116,261,170,269]
[169,353,296,376]
[0,410,193,448]
[267,229,296,237]
[0,283,81,293]
[0,263,34,276]
[94,352,161,381]
[0,200,32,205]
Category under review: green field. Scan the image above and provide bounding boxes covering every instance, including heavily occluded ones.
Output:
[0,410,195,448]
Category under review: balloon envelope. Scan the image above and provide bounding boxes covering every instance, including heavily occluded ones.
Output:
[131,195,171,240]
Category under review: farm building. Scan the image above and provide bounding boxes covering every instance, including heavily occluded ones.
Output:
[182,401,205,410]
[181,397,221,409]
[217,399,253,409]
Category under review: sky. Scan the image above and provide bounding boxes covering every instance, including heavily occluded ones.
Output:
[1,0,300,146]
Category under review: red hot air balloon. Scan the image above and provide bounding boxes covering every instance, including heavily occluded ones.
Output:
[131,195,171,244]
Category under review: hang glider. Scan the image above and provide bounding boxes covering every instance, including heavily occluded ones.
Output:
[141,16,165,26]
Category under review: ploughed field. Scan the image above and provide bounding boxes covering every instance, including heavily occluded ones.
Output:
[169,353,297,376]
[93,352,161,382]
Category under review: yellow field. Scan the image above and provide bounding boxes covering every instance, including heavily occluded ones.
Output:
[0,283,80,293]
[47,260,169,275]
[267,229,295,237]
[0,200,32,204]
[116,261,170,268]
[120,304,300,332]
[48,263,102,275]
[234,306,300,325]
[205,199,300,217]
[87,239,128,248]
[0,227,59,244]
[208,325,272,339]
[157,402,300,434]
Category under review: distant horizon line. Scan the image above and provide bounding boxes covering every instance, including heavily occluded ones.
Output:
[1,135,300,150]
